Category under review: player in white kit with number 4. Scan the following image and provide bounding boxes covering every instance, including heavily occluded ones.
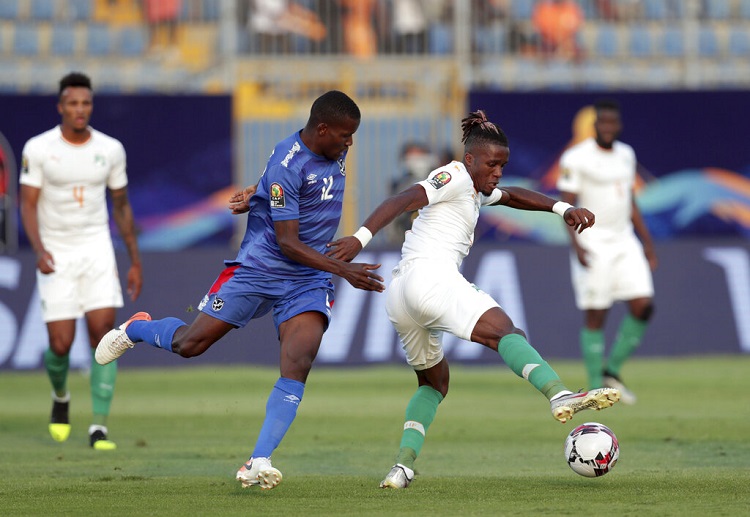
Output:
[19,72,142,450]
[327,110,621,489]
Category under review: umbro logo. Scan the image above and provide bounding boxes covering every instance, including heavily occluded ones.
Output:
[284,394,300,405]
[306,173,318,184]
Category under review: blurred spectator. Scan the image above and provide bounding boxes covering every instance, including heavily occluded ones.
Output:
[391,0,429,54]
[246,0,327,53]
[339,0,378,58]
[532,0,584,60]
[387,141,438,243]
[144,0,181,52]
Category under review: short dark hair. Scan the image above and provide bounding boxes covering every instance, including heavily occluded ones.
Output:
[59,72,92,97]
[461,110,508,151]
[308,90,360,126]
[594,98,620,114]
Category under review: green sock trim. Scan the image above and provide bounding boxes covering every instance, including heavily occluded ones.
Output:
[606,315,647,376]
[44,348,69,396]
[90,350,117,421]
[497,334,563,396]
[581,328,605,389]
[398,386,443,466]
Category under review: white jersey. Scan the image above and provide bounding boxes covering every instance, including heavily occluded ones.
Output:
[20,126,127,249]
[402,161,503,269]
[557,137,636,243]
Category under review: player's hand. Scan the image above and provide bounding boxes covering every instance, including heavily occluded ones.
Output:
[36,250,55,274]
[341,262,384,292]
[326,236,363,262]
[127,263,143,301]
[564,207,595,234]
[229,184,257,214]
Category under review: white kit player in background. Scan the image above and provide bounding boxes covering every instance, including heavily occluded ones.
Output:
[327,110,620,489]
[557,98,657,405]
[19,72,142,450]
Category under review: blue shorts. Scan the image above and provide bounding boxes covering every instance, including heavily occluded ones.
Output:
[197,265,335,333]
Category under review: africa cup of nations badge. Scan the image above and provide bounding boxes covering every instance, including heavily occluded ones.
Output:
[428,171,452,190]
[270,182,285,208]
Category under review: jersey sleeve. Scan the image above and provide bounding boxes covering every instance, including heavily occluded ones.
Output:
[18,139,43,188]
[481,188,504,206]
[417,167,461,205]
[557,149,580,194]
[266,163,303,222]
[106,140,128,190]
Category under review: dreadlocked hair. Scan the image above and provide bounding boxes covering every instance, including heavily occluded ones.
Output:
[460,110,508,150]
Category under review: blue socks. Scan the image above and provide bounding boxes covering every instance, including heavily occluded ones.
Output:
[126,317,185,352]
[252,377,305,458]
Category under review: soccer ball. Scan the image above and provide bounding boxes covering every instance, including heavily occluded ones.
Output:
[564,422,619,477]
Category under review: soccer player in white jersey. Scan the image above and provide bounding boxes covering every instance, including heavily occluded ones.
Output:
[19,72,142,450]
[557,99,657,405]
[327,110,621,489]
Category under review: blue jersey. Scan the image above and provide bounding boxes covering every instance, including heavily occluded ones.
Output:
[231,131,347,280]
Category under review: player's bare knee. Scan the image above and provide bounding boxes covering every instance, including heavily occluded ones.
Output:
[634,303,654,322]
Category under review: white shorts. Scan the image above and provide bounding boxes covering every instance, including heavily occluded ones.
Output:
[570,233,654,310]
[37,240,124,322]
[385,258,499,370]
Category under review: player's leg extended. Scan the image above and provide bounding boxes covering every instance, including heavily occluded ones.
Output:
[472,308,568,398]
[45,320,75,442]
[472,308,619,423]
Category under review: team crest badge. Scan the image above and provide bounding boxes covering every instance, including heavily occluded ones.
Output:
[211,297,224,311]
[428,171,452,190]
[270,182,285,208]
[21,155,29,174]
[338,157,346,176]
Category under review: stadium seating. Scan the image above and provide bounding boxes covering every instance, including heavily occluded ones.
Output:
[594,24,620,57]
[660,25,684,57]
[628,25,654,58]
[86,24,112,56]
[728,26,750,56]
[13,24,40,57]
[697,25,720,57]
[510,0,535,21]
[0,0,19,20]
[119,26,148,56]
[50,24,76,56]
[429,23,453,55]
[704,0,731,20]
[474,24,507,55]
[67,0,92,21]
[30,0,56,21]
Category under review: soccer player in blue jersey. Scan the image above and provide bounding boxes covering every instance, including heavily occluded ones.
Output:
[95,90,385,489]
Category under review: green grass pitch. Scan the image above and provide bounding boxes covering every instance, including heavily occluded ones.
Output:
[2,356,749,516]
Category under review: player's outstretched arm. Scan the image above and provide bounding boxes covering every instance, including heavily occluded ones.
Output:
[497,186,595,234]
[327,185,429,262]
[275,219,385,292]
